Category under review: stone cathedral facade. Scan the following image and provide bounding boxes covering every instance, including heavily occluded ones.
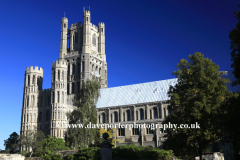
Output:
[20,10,107,139]
[21,10,240,149]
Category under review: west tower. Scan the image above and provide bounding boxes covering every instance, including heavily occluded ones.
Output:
[20,10,108,144]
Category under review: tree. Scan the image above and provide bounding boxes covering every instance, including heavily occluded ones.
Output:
[228,4,240,159]
[162,52,235,159]
[229,3,240,85]
[20,129,45,157]
[99,128,120,148]
[4,132,19,153]
[65,78,101,149]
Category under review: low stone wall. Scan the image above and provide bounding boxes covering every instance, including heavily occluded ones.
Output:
[25,157,43,160]
[54,150,78,160]
[0,154,25,160]
[202,152,224,160]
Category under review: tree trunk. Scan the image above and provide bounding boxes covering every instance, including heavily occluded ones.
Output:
[30,151,33,158]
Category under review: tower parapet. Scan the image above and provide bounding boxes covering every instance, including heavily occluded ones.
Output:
[52,59,68,69]
[25,66,43,75]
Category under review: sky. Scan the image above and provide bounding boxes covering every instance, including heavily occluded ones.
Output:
[0,0,239,150]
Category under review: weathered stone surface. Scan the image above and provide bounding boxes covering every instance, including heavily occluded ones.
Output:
[0,154,25,160]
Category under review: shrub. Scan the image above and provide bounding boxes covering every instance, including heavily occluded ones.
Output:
[74,147,101,160]
[112,144,175,160]
[67,154,74,160]
[42,150,63,160]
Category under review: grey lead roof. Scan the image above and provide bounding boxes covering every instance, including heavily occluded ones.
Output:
[96,78,178,108]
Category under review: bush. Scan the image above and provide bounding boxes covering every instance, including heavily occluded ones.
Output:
[112,144,175,160]
[74,147,101,160]
[72,145,175,160]
[42,150,63,160]
[67,154,74,160]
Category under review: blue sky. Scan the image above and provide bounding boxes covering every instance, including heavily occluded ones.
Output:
[0,0,239,149]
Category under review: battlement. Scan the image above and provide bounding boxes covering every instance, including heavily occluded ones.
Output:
[70,22,82,29]
[84,10,90,15]
[25,66,43,74]
[43,88,51,93]
[92,24,98,30]
[98,22,105,27]
[52,59,68,68]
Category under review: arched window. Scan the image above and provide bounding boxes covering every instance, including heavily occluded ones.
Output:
[77,63,80,73]
[32,96,35,106]
[67,83,69,94]
[123,112,125,122]
[58,70,60,80]
[27,114,29,122]
[62,71,64,80]
[140,109,144,120]
[114,112,118,122]
[127,110,130,121]
[150,109,152,119]
[68,64,70,75]
[111,114,112,123]
[30,114,32,122]
[154,107,158,119]
[23,114,25,122]
[159,108,162,119]
[102,113,105,123]
[77,82,80,93]
[118,128,125,136]
[62,92,64,103]
[27,96,29,107]
[92,34,96,46]
[28,75,30,86]
[136,111,138,120]
[64,24,66,28]
[99,68,101,75]
[58,91,60,103]
[39,112,42,121]
[46,110,50,121]
[52,91,55,103]
[58,112,60,119]
[164,108,166,118]
[73,32,78,44]
[72,64,75,75]
[82,61,85,72]
[32,75,35,85]
[53,71,55,81]
[72,83,74,94]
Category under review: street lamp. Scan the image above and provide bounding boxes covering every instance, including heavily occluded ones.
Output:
[195,139,199,156]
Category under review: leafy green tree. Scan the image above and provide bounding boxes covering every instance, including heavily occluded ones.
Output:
[4,132,19,153]
[20,129,45,157]
[229,4,240,85]
[162,52,235,159]
[43,135,68,152]
[65,78,101,149]
[228,4,240,159]
[41,136,70,159]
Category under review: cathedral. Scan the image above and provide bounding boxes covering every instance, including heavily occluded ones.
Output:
[20,10,240,149]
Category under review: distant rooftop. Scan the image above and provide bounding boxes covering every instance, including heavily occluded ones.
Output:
[96,78,178,108]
